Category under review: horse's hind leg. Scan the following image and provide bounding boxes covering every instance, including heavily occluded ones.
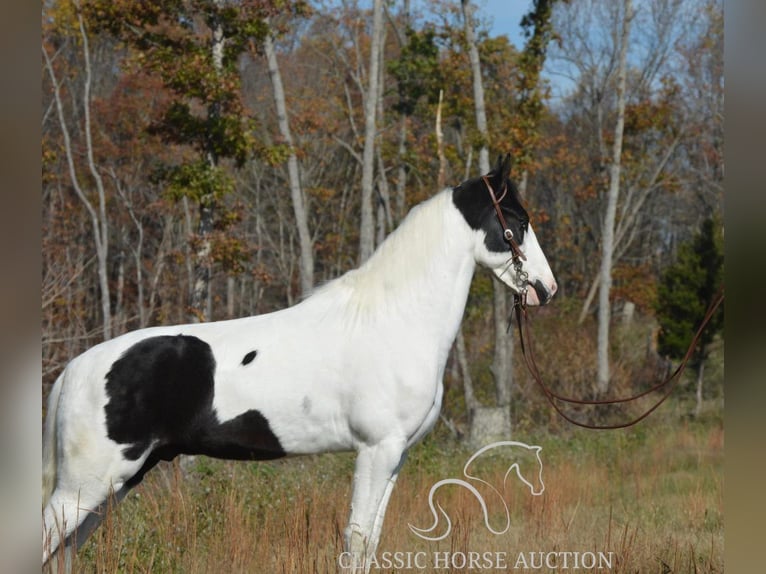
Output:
[43,445,149,570]
[44,482,134,573]
[43,486,103,572]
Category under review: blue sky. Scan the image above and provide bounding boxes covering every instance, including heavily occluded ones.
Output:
[411,0,534,48]
[479,0,534,49]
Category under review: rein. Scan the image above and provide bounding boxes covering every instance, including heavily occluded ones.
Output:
[482,174,725,429]
[512,288,724,429]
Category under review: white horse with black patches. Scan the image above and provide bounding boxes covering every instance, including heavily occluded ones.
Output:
[42,154,557,572]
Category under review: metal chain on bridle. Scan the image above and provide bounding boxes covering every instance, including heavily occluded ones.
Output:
[483,175,725,430]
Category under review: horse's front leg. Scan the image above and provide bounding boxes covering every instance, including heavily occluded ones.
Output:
[344,438,407,573]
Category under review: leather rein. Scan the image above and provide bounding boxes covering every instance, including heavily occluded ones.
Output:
[483,176,725,430]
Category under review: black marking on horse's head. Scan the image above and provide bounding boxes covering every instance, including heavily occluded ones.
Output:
[104,335,285,464]
[452,153,530,253]
[531,279,554,306]
[241,350,257,365]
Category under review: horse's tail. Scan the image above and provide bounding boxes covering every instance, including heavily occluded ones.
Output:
[42,372,65,507]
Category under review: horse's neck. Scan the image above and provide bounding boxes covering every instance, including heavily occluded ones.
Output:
[336,190,476,347]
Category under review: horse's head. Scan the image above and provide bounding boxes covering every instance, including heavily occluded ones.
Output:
[453,154,557,306]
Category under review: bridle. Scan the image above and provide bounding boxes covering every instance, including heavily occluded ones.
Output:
[482,176,528,296]
[482,174,725,430]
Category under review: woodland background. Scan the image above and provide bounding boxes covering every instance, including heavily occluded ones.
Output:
[41,0,724,438]
[41,0,725,571]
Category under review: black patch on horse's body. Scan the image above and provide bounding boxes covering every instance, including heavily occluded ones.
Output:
[241,350,257,365]
[452,155,529,252]
[104,335,285,466]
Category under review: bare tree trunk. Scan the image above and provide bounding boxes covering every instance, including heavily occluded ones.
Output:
[578,272,600,324]
[461,0,489,174]
[456,331,477,415]
[189,1,226,323]
[375,23,393,246]
[358,0,385,262]
[79,12,112,340]
[395,116,408,221]
[491,288,512,410]
[114,242,125,334]
[110,168,148,328]
[394,0,411,222]
[596,0,633,395]
[43,5,112,341]
[435,89,447,189]
[264,26,315,298]
[223,276,232,318]
[375,147,393,245]
[694,360,705,418]
[579,134,681,326]
[462,0,512,441]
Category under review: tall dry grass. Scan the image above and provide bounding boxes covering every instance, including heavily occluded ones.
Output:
[65,413,722,573]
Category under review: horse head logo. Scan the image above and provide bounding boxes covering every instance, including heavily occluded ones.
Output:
[408,441,544,541]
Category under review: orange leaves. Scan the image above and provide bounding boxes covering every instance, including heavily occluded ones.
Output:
[611,262,657,312]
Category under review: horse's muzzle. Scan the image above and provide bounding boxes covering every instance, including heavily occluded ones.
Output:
[526,279,557,306]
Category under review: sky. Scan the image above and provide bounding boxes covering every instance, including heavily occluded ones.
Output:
[479,0,534,49]
[409,0,534,49]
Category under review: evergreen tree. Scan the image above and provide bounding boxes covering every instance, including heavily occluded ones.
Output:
[655,217,724,415]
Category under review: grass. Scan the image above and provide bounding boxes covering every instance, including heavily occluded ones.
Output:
[65,407,722,573]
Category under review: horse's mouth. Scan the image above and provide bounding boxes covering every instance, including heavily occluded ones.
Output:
[526,280,554,306]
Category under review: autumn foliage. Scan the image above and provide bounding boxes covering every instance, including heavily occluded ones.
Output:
[43,0,723,412]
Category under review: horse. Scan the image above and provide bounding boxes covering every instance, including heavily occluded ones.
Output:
[42,153,557,572]
[408,441,545,541]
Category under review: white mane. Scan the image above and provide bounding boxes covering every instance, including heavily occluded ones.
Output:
[315,189,466,322]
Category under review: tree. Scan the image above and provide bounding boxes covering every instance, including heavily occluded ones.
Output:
[512,0,565,188]
[454,0,563,443]
[43,0,114,340]
[543,0,700,325]
[358,0,386,262]
[85,0,297,321]
[387,19,442,219]
[460,0,489,174]
[596,0,632,394]
[262,18,315,297]
[655,217,723,416]
[460,0,517,445]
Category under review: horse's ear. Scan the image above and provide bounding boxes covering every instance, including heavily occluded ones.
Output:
[492,154,504,174]
[500,153,512,181]
[492,153,511,181]
[490,153,512,182]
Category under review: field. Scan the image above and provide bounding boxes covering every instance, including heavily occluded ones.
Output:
[58,401,722,574]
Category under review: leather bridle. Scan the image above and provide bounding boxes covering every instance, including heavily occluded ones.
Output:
[482,176,530,298]
[482,175,526,263]
[482,173,725,430]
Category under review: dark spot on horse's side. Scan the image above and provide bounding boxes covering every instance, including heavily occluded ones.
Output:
[104,335,285,468]
[241,350,257,365]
